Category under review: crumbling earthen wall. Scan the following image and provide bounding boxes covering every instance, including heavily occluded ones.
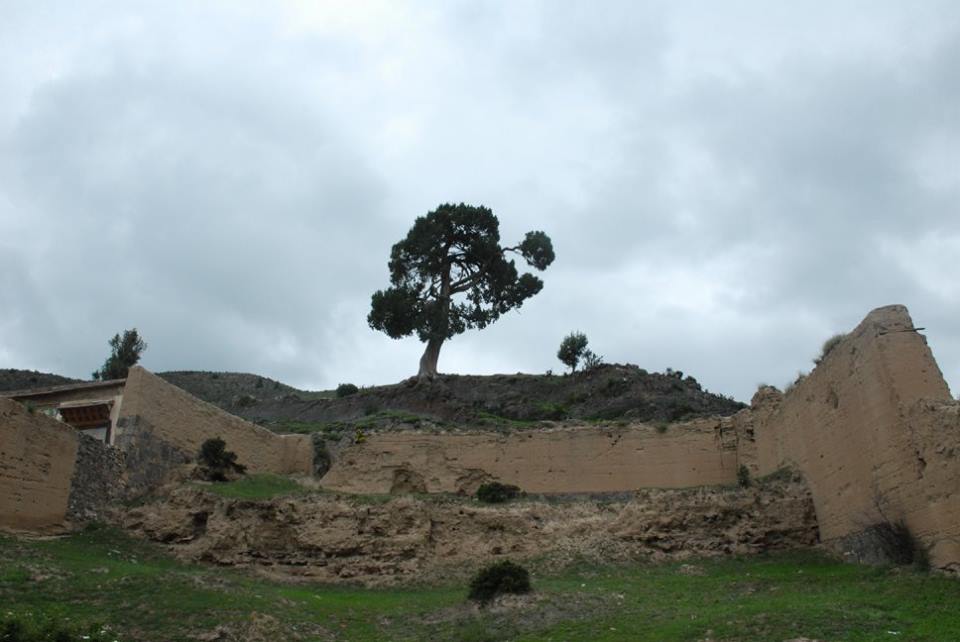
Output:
[320,418,740,495]
[739,305,960,570]
[118,367,312,477]
[0,398,78,531]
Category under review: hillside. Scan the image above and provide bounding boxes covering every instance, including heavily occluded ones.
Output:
[208,364,746,429]
[0,369,80,392]
[0,364,745,429]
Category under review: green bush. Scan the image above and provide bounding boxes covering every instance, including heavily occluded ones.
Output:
[197,437,247,482]
[535,401,569,420]
[336,383,359,397]
[737,465,751,488]
[476,482,521,503]
[468,560,532,603]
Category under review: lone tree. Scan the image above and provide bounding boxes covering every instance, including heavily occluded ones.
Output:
[92,328,147,380]
[557,331,589,372]
[368,203,554,379]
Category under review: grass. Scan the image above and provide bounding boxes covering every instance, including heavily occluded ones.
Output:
[196,474,307,499]
[2,526,959,641]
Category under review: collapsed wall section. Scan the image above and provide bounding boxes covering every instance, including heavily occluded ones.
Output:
[116,367,312,489]
[740,305,960,570]
[320,418,739,495]
[0,398,79,531]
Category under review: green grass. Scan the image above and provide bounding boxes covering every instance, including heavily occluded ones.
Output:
[196,474,307,499]
[1,527,959,641]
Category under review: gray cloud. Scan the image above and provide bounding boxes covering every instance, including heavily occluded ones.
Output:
[1,1,958,401]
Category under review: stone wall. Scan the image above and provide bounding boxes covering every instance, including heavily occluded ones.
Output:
[117,367,313,479]
[67,432,125,522]
[738,305,960,570]
[0,398,78,531]
[320,418,740,495]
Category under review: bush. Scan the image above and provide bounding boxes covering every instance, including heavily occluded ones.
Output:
[336,383,359,397]
[535,401,569,420]
[476,481,521,503]
[865,520,930,570]
[197,437,247,482]
[737,465,751,488]
[468,560,531,603]
[581,349,603,371]
[311,434,332,478]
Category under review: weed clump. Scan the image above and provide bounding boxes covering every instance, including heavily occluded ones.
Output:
[468,560,531,604]
[814,333,848,366]
[476,482,521,503]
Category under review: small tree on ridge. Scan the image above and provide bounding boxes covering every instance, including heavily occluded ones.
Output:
[557,332,589,372]
[92,328,147,380]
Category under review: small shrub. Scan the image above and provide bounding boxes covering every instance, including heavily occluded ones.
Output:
[468,560,531,603]
[235,394,258,408]
[197,437,247,482]
[814,332,848,365]
[737,465,751,488]
[535,401,569,420]
[476,481,521,503]
[582,350,603,371]
[311,434,332,477]
[865,520,930,570]
[336,383,359,397]
[654,422,668,434]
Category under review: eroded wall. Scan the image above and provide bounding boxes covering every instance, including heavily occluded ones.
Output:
[118,367,312,479]
[0,398,78,531]
[321,418,740,494]
[739,305,960,570]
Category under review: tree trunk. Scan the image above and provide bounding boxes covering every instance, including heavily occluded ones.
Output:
[418,337,444,380]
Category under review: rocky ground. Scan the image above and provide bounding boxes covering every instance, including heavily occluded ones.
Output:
[123,470,817,587]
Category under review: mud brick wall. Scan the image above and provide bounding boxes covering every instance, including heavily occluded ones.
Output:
[320,418,740,495]
[740,305,960,571]
[0,398,78,531]
[117,367,312,477]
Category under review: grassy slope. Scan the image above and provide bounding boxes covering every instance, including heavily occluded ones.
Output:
[2,525,959,642]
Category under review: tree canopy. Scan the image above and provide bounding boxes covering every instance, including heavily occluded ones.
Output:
[368,203,554,378]
[92,328,147,380]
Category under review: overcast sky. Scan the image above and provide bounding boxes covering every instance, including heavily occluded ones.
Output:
[1,1,958,402]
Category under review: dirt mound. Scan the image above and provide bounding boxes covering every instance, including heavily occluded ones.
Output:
[123,472,817,586]
[0,369,80,393]
[225,364,746,430]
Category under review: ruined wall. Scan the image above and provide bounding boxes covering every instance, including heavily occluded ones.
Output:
[117,367,312,479]
[739,305,960,570]
[320,418,740,495]
[0,398,78,531]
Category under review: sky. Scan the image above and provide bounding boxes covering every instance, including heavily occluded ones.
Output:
[1,1,958,402]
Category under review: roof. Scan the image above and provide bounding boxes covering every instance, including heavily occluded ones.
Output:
[1,378,127,400]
